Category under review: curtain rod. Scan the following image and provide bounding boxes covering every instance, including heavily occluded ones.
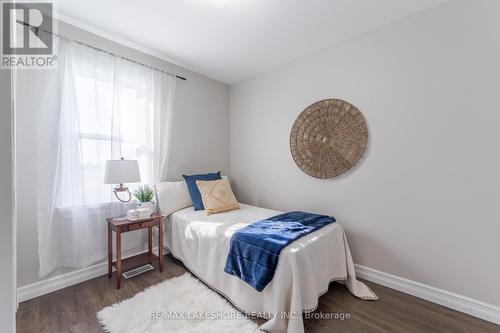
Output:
[20,21,187,81]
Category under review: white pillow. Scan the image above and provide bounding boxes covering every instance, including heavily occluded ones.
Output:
[155,180,192,216]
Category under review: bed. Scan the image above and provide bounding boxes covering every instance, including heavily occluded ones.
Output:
[165,203,377,333]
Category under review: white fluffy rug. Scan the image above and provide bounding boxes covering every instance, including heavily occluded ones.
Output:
[97,273,261,333]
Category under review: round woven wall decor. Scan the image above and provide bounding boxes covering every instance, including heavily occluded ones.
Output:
[290,99,368,179]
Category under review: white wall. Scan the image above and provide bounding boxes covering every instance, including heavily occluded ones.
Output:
[16,20,230,287]
[230,0,500,306]
[0,68,15,330]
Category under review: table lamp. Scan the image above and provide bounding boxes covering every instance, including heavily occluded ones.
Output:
[104,158,141,202]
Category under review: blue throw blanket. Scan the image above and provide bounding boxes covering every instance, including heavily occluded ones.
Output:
[224,211,336,292]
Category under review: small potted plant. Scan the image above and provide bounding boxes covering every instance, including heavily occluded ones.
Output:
[132,185,156,215]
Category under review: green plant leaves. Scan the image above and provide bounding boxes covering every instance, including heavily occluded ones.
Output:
[132,185,156,202]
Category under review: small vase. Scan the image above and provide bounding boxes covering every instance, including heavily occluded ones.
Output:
[138,201,155,215]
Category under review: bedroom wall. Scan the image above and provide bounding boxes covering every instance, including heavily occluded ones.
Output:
[0,68,15,331]
[229,0,500,306]
[16,20,230,287]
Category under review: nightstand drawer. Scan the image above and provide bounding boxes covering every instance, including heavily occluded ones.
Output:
[128,220,156,231]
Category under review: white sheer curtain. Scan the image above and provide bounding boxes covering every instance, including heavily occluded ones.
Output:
[35,36,176,277]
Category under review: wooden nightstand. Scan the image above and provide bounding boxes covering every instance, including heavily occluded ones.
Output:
[106,213,165,289]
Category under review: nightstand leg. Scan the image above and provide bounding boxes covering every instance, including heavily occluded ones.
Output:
[159,219,164,272]
[148,226,152,256]
[116,226,122,289]
[108,223,112,278]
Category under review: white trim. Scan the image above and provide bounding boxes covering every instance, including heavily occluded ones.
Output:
[18,260,108,303]
[17,247,168,303]
[355,264,500,325]
[17,258,500,326]
[11,68,18,332]
[12,68,18,313]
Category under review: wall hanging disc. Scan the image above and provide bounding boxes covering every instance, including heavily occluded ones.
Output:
[290,99,368,179]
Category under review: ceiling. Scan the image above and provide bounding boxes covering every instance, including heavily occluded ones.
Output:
[57,0,447,84]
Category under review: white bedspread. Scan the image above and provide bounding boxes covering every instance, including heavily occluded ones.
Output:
[166,204,377,333]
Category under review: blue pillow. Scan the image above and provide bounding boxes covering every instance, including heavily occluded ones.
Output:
[183,172,222,210]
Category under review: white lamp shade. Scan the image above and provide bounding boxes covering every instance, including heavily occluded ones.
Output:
[104,159,141,184]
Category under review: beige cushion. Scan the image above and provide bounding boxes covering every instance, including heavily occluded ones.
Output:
[155,180,192,216]
[196,178,239,215]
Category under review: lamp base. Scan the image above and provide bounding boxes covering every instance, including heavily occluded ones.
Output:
[113,184,132,202]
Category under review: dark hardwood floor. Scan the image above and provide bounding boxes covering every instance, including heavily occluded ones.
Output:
[17,255,500,333]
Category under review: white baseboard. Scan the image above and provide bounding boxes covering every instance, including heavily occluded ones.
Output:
[17,257,500,326]
[17,247,169,303]
[17,262,108,303]
[355,264,500,325]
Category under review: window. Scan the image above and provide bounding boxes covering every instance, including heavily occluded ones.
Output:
[71,60,148,205]
[34,38,176,276]
[53,47,174,208]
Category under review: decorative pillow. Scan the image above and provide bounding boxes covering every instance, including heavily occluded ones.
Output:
[196,177,239,215]
[155,180,192,216]
[183,171,222,210]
